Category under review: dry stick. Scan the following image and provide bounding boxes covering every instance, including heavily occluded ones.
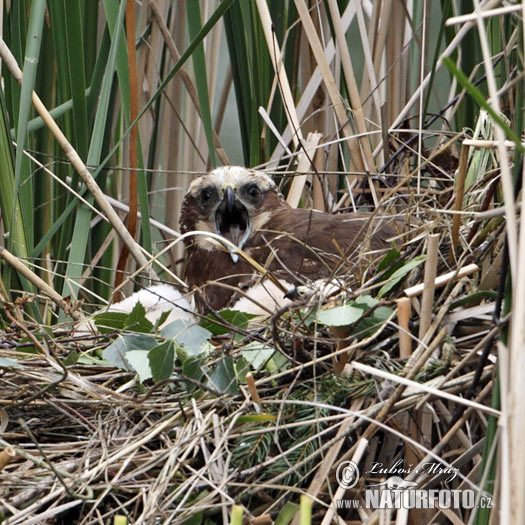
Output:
[0,245,84,321]
[406,280,466,370]
[450,143,470,262]
[0,38,157,280]
[0,447,16,471]
[418,234,440,342]
[415,323,501,411]
[286,132,322,208]
[320,437,368,525]
[396,295,416,495]
[266,2,357,167]
[404,263,479,298]
[293,0,380,206]
[245,373,262,410]
[325,0,376,174]
[350,327,448,446]
[406,380,494,485]
[509,146,525,524]
[363,384,493,525]
[396,297,412,358]
[463,138,525,148]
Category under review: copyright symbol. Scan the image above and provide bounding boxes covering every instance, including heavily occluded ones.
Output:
[336,460,360,489]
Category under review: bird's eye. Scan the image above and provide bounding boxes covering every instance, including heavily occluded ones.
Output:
[200,188,212,203]
[246,184,261,200]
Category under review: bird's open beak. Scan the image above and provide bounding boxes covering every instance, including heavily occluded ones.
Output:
[215,185,251,263]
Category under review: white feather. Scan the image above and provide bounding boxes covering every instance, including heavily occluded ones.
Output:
[108,284,194,324]
[232,280,293,316]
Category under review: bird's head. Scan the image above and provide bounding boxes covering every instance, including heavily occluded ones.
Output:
[179,166,284,262]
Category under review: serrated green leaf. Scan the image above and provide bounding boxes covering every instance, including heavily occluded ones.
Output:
[353,295,378,309]
[377,255,426,298]
[153,310,171,330]
[125,301,154,333]
[235,356,250,382]
[200,309,257,335]
[94,311,128,333]
[149,340,175,382]
[208,356,238,395]
[103,333,157,370]
[265,352,290,374]
[162,319,212,357]
[182,356,205,384]
[353,306,394,339]
[62,350,79,366]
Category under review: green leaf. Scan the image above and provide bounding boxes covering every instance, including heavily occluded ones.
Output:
[62,350,79,366]
[153,310,171,331]
[208,356,238,395]
[125,350,151,382]
[316,304,364,327]
[12,0,46,255]
[200,309,257,335]
[377,247,401,273]
[94,311,128,333]
[265,352,290,374]
[377,255,426,298]
[103,333,157,370]
[241,341,276,371]
[125,301,154,333]
[182,356,206,384]
[234,356,250,383]
[149,340,175,382]
[186,0,216,168]
[353,305,394,339]
[353,295,378,309]
[162,319,212,357]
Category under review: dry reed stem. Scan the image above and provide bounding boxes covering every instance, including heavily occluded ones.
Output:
[451,144,471,261]
[286,132,322,207]
[293,0,380,205]
[396,297,412,358]
[418,233,440,341]
[245,372,262,409]
[404,263,480,298]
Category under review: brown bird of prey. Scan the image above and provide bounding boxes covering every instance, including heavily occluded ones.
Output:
[179,166,397,311]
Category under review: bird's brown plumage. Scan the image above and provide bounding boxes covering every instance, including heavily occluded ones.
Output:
[179,166,398,311]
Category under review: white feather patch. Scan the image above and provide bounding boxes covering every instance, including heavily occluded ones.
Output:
[232,279,293,316]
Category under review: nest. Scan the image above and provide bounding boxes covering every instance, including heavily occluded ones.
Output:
[0,135,507,524]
